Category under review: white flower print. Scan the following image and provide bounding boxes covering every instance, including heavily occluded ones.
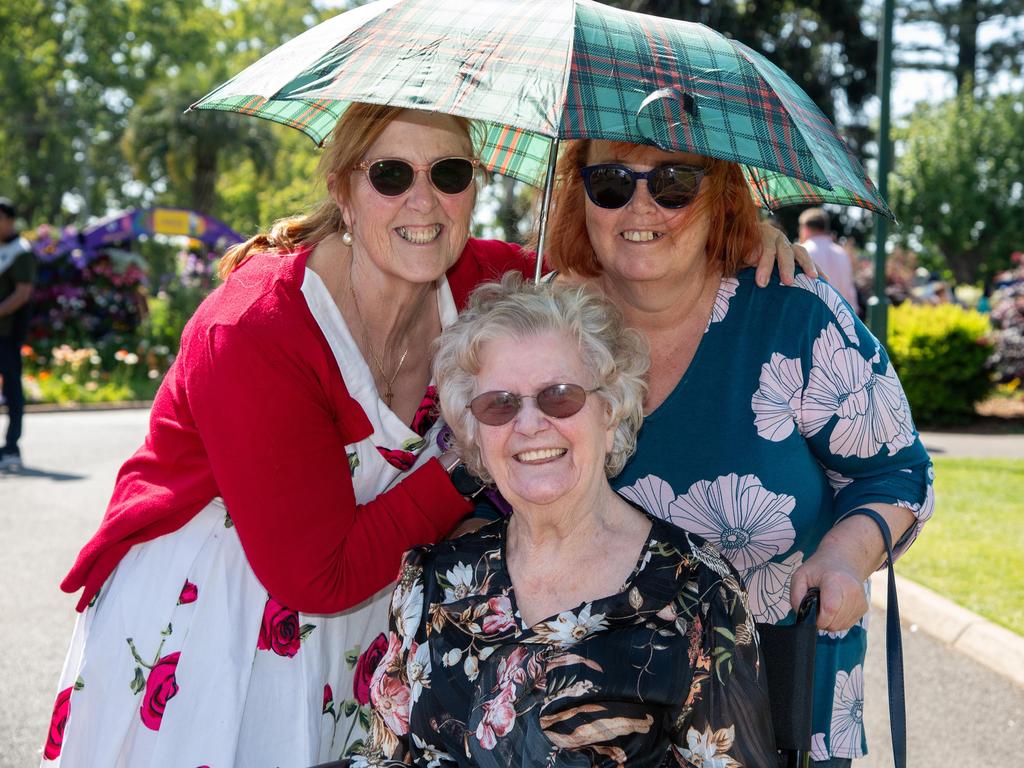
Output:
[534,603,608,646]
[829,665,866,758]
[411,733,453,767]
[743,551,803,624]
[620,474,676,520]
[407,641,431,703]
[667,473,796,571]
[751,352,805,441]
[705,277,739,332]
[393,580,423,651]
[801,324,916,458]
[679,724,740,767]
[810,732,829,762]
[791,274,858,344]
[824,468,853,494]
[442,562,475,603]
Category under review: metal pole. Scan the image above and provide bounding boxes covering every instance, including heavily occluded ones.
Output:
[868,0,895,343]
[533,136,561,283]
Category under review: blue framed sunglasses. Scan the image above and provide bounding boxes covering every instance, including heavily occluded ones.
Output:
[580,163,706,209]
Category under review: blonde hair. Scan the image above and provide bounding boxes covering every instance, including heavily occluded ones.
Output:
[219,104,476,278]
[433,272,649,483]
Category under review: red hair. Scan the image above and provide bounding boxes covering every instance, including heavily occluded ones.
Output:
[542,140,761,278]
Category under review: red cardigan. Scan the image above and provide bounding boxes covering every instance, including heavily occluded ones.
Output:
[61,238,533,613]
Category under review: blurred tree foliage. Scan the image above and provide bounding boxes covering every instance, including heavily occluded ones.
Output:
[891,86,1024,287]
[0,0,328,234]
[897,0,1024,95]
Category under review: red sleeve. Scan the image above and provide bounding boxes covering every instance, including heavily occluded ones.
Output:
[188,302,471,614]
[446,238,537,309]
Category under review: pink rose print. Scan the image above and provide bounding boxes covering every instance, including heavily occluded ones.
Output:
[257,596,301,658]
[323,684,333,714]
[377,446,416,471]
[411,386,440,436]
[497,647,530,691]
[373,673,411,736]
[475,685,517,749]
[140,652,180,731]
[353,632,389,705]
[177,580,198,605]
[43,686,72,760]
[481,596,516,634]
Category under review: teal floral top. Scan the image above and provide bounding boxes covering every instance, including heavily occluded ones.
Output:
[355,514,777,767]
[613,268,934,761]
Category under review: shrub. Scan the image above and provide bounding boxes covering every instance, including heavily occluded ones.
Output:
[887,303,994,425]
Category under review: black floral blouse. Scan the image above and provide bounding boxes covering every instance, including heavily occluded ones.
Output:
[353,513,777,768]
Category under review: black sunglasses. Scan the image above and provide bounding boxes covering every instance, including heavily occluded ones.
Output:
[354,157,479,197]
[580,163,706,209]
[467,383,600,427]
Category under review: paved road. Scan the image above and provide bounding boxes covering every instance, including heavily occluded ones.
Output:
[2,410,1022,766]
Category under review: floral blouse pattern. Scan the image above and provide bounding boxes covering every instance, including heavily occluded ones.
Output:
[354,515,777,767]
[614,269,934,761]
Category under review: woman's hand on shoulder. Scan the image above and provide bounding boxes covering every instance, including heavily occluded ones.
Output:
[751,220,819,287]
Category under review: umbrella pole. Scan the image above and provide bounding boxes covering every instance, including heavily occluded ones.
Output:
[533,137,561,284]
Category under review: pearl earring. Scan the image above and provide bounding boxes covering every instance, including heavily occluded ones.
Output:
[341,230,354,246]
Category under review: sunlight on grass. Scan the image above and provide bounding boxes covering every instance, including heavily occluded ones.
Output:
[897,458,1024,635]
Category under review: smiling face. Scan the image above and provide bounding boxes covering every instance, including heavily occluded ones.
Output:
[473,331,616,511]
[334,111,477,288]
[583,141,712,286]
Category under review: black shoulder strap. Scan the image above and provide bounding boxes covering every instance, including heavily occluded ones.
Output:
[844,507,906,768]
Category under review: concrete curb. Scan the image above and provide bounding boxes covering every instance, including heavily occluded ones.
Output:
[871,571,1024,688]
[23,400,152,414]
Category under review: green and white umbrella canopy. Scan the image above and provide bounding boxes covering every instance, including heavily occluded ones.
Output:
[192,0,893,219]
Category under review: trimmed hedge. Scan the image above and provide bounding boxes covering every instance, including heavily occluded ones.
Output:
[887,303,994,425]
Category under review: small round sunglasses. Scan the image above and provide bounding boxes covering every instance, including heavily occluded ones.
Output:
[580,163,706,209]
[354,157,480,197]
[467,383,600,426]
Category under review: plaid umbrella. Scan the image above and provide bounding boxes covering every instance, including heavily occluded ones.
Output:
[192,0,892,220]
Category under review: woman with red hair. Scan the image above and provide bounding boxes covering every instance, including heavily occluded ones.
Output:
[546,139,934,767]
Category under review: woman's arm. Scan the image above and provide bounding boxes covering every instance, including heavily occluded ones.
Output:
[751,221,818,287]
[670,554,776,767]
[790,503,916,631]
[188,316,470,614]
[786,280,934,631]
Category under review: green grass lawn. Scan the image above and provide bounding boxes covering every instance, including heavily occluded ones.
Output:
[897,457,1024,636]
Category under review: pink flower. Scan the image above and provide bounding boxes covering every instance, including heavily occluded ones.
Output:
[497,646,530,691]
[256,596,301,658]
[370,632,403,704]
[481,596,516,634]
[377,447,417,471]
[140,652,181,731]
[475,685,517,749]
[177,580,198,605]
[352,632,389,705]
[43,686,72,760]
[323,684,333,714]
[411,386,440,435]
[372,672,411,736]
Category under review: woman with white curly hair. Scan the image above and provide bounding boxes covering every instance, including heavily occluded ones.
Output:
[348,274,776,768]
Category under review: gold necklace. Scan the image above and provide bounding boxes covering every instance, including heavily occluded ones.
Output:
[348,283,410,408]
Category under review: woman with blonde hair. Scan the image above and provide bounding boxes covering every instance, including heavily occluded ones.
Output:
[46,103,529,767]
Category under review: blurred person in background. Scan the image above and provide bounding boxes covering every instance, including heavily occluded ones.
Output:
[0,197,35,470]
[799,207,860,317]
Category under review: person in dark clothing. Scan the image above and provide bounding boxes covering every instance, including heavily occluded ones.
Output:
[0,197,35,469]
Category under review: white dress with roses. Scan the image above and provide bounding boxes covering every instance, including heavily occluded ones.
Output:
[43,271,458,767]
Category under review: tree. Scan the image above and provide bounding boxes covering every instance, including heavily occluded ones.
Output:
[0,0,220,224]
[890,87,1024,287]
[123,68,277,217]
[897,0,1024,95]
